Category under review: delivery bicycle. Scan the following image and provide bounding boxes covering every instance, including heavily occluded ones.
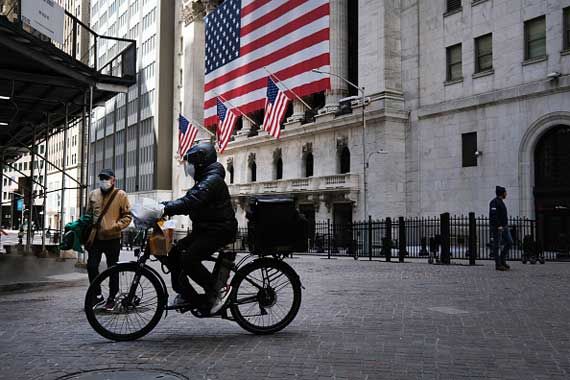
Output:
[84,210,303,341]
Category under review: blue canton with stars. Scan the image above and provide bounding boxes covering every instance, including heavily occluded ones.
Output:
[266,77,279,104]
[205,0,241,74]
[217,98,229,121]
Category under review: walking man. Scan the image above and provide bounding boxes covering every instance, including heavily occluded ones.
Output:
[86,169,132,309]
[489,186,512,271]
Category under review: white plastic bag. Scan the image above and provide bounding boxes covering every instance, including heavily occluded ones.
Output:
[131,198,164,228]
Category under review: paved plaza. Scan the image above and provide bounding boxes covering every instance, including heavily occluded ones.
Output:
[0,255,569,380]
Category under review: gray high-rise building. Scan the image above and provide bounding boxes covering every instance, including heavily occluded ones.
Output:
[89,0,174,203]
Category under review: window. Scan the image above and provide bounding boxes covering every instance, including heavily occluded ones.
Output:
[524,16,546,60]
[250,161,257,182]
[304,152,314,177]
[446,43,462,81]
[275,157,283,180]
[24,162,27,170]
[562,7,570,50]
[227,162,234,184]
[475,34,492,73]
[462,132,478,167]
[446,0,461,13]
[339,147,350,174]
[347,0,359,96]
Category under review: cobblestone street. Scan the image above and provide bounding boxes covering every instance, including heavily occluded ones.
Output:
[1,256,570,380]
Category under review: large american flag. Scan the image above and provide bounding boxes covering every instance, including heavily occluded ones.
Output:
[204,0,331,126]
[216,98,239,153]
[263,77,292,138]
[178,114,198,158]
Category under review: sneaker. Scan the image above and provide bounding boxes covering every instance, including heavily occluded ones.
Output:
[210,286,232,315]
[495,265,508,271]
[168,294,192,309]
[103,299,115,311]
[93,294,105,307]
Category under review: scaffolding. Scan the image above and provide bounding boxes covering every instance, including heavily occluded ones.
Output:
[0,3,136,258]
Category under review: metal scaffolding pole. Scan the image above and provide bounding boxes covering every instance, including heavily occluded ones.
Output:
[79,91,87,216]
[60,105,68,239]
[26,126,35,252]
[87,85,93,198]
[41,116,49,253]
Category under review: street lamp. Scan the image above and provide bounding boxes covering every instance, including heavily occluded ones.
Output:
[312,68,369,219]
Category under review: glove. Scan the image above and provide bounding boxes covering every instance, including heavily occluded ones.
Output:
[160,201,169,216]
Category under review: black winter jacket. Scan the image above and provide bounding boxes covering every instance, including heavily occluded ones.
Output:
[164,162,237,236]
[489,197,508,230]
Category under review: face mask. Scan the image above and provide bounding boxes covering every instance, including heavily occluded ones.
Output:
[184,162,196,178]
[100,180,113,191]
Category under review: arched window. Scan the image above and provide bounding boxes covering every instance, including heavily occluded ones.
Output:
[305,152,313,177]
[248,153,257,182]
[275,157,283,180]
[340,146,350,174]
[250,161,257,182]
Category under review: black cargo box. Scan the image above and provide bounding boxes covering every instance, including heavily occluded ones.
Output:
[246,196,308,254]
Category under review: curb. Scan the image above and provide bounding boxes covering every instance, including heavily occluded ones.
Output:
[0,273,88,294]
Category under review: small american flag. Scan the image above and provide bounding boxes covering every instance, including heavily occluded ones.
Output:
[263,77,292,138]
[204,0,330,126]
[216,98,239,153]
[178,114,198,158]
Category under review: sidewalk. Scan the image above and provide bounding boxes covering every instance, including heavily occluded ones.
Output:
[0,250,138,293]
[0,254,86,292]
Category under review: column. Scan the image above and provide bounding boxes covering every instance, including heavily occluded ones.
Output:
[182,1,207,136]
[236,117,254,140]
[287,99,307,123]
[322,0,348,113]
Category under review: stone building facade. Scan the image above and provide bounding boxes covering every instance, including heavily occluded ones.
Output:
[176,0,570,246]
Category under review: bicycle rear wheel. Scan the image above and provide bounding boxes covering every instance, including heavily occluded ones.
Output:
[230,258,302,334]
[84,265,166,341]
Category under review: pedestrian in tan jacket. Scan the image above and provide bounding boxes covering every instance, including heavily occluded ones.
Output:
[86,169,132,310]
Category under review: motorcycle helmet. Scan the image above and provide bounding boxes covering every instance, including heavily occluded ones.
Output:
[183,142,217,177]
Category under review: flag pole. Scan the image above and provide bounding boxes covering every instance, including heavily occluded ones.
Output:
[214,92,258,127]
[190,118,215,137]
[263,66,313,110]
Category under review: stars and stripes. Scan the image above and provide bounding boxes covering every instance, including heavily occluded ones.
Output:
[178,114,198,159]
[216,98,239,153]
[204,0,331,127]
[263,77,292,138]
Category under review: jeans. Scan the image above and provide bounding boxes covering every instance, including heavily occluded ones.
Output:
[87,238,121,299]
[491,228,513,267]
[160,232,233,303]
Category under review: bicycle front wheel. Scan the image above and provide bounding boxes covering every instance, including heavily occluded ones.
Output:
[230,258,302,335]
[84,265,166,341]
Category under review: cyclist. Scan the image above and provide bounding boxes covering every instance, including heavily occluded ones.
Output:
[161,142,237,314]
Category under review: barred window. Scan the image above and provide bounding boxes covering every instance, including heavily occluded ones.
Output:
[446,43,462,81]
[446,0,461,13]
[524,16,546,60]
[475,34,493,73]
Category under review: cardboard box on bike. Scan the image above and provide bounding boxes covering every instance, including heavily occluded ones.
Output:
[246,196,308,255]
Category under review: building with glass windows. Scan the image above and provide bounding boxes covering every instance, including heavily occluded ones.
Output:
[88,0,175,204]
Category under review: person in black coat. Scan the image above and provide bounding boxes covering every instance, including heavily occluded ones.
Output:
[161,142,237,313]
[489,186,512,271]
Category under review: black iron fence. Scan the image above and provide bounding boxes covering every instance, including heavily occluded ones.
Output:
[301,214,549,261]
[122,214,567,262]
